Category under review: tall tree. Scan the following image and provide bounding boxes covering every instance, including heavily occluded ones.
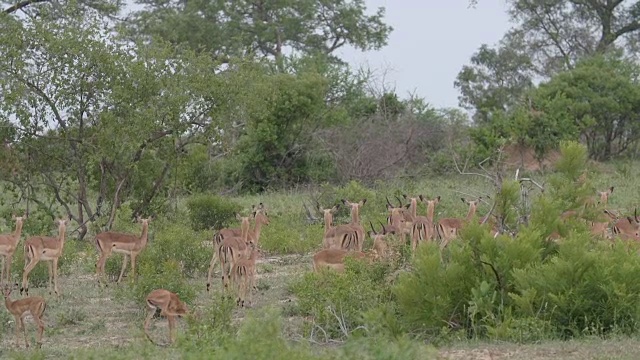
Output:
[454,31,535,124]
[126,0,392,64]
[0,9,230,238]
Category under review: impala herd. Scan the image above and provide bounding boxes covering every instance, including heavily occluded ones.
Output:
[0,186,639,348]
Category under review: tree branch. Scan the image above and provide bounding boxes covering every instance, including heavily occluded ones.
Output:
[3,0,49,14]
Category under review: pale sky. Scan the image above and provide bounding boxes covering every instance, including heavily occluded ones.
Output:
[336,0,512,109]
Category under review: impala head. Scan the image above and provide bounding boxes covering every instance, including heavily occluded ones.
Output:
[174,298,189,317]
[597,186,614,205]
[461,197,482,207]
[1,282,18,297]
[253,203,270,226]
[369,221,394,240]
[135,216,153,225]
[11,213,27,223]
[322,204,340,223]
[235,214,252,243]
[419,195,440,207]
[341,199,366,218]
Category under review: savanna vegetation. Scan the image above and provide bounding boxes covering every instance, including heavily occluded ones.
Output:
[3,0,640,359]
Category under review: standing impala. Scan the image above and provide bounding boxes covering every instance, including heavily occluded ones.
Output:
[231,244,261,307]
[213,203,270,248]
[340,199,367,251]
[3,283,46,348]
[144,288,189,345]
[436,197,481,247]
[21,218,69,296]
[0,214,27,283]
[95,217,152,286]
[207,213,263,292]
[214,215,251,292]
[411,196,440,253]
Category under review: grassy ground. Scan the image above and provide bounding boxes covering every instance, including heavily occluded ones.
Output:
[1,161,640,359]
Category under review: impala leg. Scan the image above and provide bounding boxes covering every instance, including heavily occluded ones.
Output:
[1,256,5,283]
[248,272,256,307]
[21,256,39,296]
[168,315,177,343]
[20,317,28,348]
[206,249,218,292]
[143,306,157,344]
[117,254,128,283]
[129,253,137,283]
[5,254,13,283]
[35,308,45,348]
[47,261,53,295]
[96,250,111,286]
[52,258,60,296]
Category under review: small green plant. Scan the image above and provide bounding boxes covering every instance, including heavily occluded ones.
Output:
[186,194,243,231]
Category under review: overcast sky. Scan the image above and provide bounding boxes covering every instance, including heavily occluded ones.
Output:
[336,0,512,109]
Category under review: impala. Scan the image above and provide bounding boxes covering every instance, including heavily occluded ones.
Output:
[207,207,270,290]
[319,204,357,250]
[368,222,393,260]
[612,208,640,241]
[213,203,270,248]
[384,203,407,236]
[95,217,152,286]
[231,244,260,307]
[144,288,189,345]
[312,248,369,273]
[400,194,420,237]
[338,199,367,251]
[21,218,69,296]
[0,214,27,283]
[3,283,46,348]
[215,215,251,291]
[584,186,614,208]
[436,197,481,247]
[411,196,440,253]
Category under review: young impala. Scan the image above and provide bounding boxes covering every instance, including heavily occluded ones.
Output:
[3,283,46,349]
[144,288,189,345]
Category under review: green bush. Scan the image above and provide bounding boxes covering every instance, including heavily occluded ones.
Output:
[186,194,243,231]
[259,212,322,254]
[290,257,394,341]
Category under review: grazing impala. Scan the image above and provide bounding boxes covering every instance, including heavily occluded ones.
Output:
[0,214,27,283]
[144,288,189,345]
[312,248,369,273]
[411,196,440,253]
[436,197,481,247]
[231,244,261,307]
[95,217,152,286]
[21,218,69,296]
[3,283,46,349]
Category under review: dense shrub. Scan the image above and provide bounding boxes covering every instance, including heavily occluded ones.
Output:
[393,142,640,342]
[186,194,242,231]
[290,257,395,341]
